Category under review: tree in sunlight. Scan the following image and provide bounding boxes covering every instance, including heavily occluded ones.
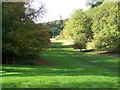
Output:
[63,9,92,49]
[91,1,120,51]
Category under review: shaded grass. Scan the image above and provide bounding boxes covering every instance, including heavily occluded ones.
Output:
[2,40,119,88]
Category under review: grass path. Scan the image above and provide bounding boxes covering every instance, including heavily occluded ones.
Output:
[2,40,119,88]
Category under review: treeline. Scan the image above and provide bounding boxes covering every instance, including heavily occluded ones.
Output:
[43,19,67,38]
[60,1,120,52]
[2,2,50,64]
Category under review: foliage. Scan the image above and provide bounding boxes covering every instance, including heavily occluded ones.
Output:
[43,19,67,37]
[2,2,50,64]
[56,31,64,39]
[91,2,120,51]
[62,1,119,52]
[63,9,92,49]
[49,27,61,36]
[74,34,87,49]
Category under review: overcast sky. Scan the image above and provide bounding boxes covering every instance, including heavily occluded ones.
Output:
[32,0,89,23]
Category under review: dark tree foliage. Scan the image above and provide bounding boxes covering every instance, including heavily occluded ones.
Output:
[0,3,1,64]
[2,2,50,64]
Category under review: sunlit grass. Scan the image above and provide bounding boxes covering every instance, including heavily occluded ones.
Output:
[2,76,118,88]
[51,39,74,45]
[2,65,118,88]
[2,39,119,88]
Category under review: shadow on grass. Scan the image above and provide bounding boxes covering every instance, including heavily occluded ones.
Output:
[2,64,118,77]
[43,48,118,68]
[2,41,118,77]
[51,42,63,47]
[2,65,119,88]
[2,40,119,89]
[80,49,94,52]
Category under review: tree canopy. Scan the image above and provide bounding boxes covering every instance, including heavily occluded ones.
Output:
[61,1,119,52]
[2,2,50,64]
[91,1,120,51]
[43,19,67,38]
[62,9,92,49]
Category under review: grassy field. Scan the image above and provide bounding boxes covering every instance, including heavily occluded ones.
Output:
[1,40,119,88]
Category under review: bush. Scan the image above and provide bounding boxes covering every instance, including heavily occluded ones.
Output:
[73,34,87,49]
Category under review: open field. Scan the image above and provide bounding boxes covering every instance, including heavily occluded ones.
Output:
[1,40,119,88]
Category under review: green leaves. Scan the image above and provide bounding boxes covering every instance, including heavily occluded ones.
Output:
[62,1,119,52]
[43,19,67,38]
[2,2,50,64]
[92,2,119,51]
[63,9,92,49]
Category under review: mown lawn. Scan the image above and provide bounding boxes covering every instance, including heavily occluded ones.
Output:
[1,40,119,88]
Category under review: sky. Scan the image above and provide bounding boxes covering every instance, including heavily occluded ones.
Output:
[32,0,89,23]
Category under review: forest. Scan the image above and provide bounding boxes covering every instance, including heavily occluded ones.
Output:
[1,0,120,89]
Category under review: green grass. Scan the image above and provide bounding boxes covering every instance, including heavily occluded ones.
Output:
[1,40,119,88]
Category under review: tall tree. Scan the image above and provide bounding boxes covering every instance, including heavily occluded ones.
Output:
[91,1,120,51]
[63,9,92,49]
[2,2,50,64]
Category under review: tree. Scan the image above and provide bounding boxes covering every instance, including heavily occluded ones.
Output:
[91,1,120,51]
[74,34,87,50]
[0,3,2,62]
[63,9,92,49]
[2,2,50,64]
[49,27,60,37]
[25,0,46,22]
[62,1,119,52]
[43,19,67,38]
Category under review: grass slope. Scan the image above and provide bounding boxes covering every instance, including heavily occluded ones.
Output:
[1,40,119,88]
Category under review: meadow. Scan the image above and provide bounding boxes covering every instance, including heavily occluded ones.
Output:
[1,40,119,88]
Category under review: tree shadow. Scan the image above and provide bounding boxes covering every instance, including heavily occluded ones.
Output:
[43,48,118,69]
[80,49,94,52]
[2,64,118,77]
[2,41,119,88]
